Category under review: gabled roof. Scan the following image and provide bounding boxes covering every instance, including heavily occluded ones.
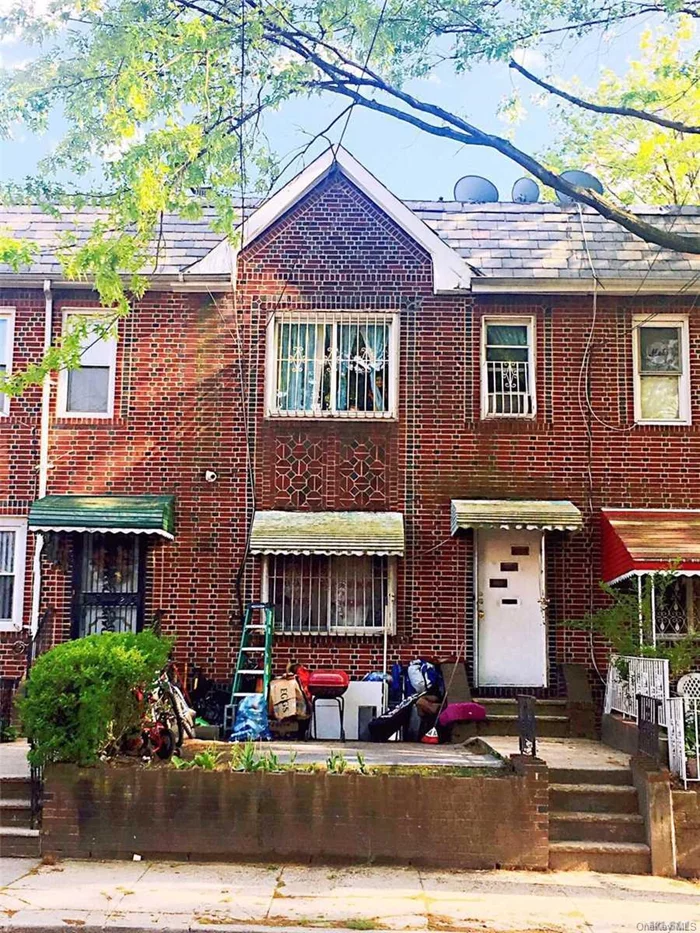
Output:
[185,146,473,293]
[1,148,699,292]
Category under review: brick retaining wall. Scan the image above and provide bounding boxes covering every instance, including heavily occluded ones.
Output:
[42,756,549,869]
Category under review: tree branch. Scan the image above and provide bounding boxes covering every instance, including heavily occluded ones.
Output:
[509,59,700,134]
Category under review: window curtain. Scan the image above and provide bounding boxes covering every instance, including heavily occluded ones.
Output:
[337,323,387,412]
[0,530,15,622]
[363,323,387,412]
[278,323,318,411]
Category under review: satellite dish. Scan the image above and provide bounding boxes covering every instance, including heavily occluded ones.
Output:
[555,169,604,205]
[454,175,499,203]
[512,177,540,203]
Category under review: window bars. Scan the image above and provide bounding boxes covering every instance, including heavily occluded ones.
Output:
[482,320,535,418]
[77,534,142,637]
[266,554,392,635]
[270,312,396,418]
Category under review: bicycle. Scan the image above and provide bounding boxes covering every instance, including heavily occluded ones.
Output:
[139,663,196,759]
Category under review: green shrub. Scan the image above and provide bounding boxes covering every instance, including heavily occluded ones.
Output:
[20,631,172,767]
[564,573,700,678]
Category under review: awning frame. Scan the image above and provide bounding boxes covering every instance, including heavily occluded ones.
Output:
[601,508,700,584]
[28,495,176,540]
[451,499,583,534]
[250,510,405,556]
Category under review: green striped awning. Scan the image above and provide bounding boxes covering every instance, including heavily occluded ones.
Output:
[28,495,176,539]
[451,499,582,533]
[250,511,404,556]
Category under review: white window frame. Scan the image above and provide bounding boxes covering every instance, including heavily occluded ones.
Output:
[481,315,537,420]
[0,517,27,632]
[56,310,118,419]
[265,311,399,420]
[261,554,397,636]
[0,308,16,418]
[632,315,691,426]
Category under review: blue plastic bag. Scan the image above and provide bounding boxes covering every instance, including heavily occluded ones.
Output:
[229,694,271,742]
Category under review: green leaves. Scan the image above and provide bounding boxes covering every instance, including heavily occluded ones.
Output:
[0,235,37,271]
[541,18,699,206]
[20,630,173,767]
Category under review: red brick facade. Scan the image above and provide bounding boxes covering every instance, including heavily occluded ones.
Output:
[2,171,699,696]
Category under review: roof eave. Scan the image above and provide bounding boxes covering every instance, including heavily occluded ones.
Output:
[471,276,700,295]
[0,273,232,293]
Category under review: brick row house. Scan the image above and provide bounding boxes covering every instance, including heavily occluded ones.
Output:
[1,148,699,707]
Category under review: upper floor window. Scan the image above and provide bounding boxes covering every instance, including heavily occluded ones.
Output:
[0,518,27,631]
[633,316,690,425]
[57,311,117,418]
[481,317,535,418]
[0,309,15,417]
[266,312,398,419]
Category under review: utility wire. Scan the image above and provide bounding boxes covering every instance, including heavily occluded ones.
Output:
[336,0,390,152]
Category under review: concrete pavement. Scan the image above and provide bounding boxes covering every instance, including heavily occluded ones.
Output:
[1,859,698,933]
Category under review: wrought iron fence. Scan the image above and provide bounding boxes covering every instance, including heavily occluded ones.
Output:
[604,655,670,727]
[637,694,662,759]
[667,696,700,789]
[517,694,537,757]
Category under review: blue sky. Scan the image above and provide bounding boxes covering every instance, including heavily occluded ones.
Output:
[0,7,661,202]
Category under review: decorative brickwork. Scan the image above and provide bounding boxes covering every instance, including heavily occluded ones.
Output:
[338,439,388,507]
[274,433,326,508]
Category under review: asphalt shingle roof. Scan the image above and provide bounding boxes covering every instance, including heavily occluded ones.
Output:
[1,200,699,282]
[408,201,700,281]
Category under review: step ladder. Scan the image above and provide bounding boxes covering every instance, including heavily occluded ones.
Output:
[223,602,274,736]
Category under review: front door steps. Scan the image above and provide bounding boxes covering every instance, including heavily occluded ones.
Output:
[457,697,570,739]
[0,776,40,858]
[548,766,651,873]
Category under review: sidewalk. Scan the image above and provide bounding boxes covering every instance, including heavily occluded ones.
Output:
[1,859,698,933]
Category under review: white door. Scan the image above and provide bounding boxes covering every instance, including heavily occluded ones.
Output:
[476,529,547,687]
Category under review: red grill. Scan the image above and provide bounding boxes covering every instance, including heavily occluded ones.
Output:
[307,670,350,699]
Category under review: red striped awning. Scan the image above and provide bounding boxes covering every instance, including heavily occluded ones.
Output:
[601,509,700,583]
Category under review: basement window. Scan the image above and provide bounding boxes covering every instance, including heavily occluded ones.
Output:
[633,316,690,424]
[481,317,536,418]
[266,312,398,419]
[0,518,27,632]
[0,309,15,417]
[57,311,117,418]
[263,554,396,635]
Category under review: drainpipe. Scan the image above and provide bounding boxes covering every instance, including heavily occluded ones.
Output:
[29,279,53,637]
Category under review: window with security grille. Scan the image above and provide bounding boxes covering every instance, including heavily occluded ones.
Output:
[0,520,27,631]
[482,318,535,418]
[268,313,397,418]
[265,554,395,634]
[73,533,144,637]
[634,317,690,424]
[58,312,117,417]
[655,576,694,642]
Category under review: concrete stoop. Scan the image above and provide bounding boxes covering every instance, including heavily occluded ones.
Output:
[455,698,571,740]
[0,777,40,858]
[548,766,651,874]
